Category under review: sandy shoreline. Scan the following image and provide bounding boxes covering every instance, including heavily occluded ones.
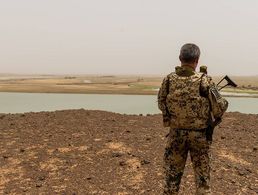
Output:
[1,90,258,98]
[0,110,257,194]
[0,75,258,97]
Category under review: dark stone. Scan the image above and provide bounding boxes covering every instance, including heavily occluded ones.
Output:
[237,170,246,176]
[141,159,151,165]
[112,152,123,158]
[38,175,46,181]
[217,176,223,180]
[246,168,252,173]
[22,188,28,192]
[119,161,126,166]
[36,183,42,188]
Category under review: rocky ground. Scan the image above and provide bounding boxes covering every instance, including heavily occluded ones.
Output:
[0,110,257,195]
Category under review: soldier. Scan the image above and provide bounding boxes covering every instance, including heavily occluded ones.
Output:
[158,43,228,195]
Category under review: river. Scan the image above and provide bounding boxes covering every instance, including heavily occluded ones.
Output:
[0,92,257,114]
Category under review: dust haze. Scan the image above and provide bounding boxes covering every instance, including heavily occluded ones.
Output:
[0,0,258,76]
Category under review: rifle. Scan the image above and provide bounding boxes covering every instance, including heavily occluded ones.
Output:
[200,66,238,141]
[217,75,237,90]
[200,66,237,90]
[206,116,221,142]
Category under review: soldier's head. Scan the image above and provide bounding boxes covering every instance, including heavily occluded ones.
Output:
[179,43,200,69]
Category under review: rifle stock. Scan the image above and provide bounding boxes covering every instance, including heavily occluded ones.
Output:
[217,75,238,90]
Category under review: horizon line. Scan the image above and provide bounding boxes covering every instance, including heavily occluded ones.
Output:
[0,72,258,77]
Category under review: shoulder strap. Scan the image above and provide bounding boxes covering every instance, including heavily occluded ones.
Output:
[199,73,207,97]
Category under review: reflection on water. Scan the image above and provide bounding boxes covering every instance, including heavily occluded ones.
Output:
[221,92,258,97]
[0,92,257,114]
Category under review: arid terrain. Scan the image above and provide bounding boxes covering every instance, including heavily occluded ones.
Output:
[0,110,257,194]
[0,74,162,95]
[0,74,258,96]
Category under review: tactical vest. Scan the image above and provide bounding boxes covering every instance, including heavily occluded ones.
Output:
[166,72,210,129]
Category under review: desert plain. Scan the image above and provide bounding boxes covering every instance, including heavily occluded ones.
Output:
[0,74,258,96]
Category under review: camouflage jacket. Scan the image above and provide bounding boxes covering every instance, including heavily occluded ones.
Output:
[158,66,215,129]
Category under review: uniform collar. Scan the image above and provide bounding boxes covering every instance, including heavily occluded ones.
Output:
[175,66,195,76]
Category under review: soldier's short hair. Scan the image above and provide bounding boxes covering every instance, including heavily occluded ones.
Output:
[179,43,200,63]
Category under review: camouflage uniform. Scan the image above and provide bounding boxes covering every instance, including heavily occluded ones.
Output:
[158,66,227,195]
[164,129,211,195]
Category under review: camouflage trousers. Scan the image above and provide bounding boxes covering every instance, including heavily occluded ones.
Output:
[163,129,211,195]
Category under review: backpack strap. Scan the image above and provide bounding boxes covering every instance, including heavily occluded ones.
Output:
[199,73,207,97]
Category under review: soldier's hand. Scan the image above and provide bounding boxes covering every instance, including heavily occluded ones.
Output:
[163,117,171,127]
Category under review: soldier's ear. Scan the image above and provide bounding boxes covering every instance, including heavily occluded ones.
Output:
[194,59,199,68]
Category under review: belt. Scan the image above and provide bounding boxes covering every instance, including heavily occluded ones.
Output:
[165,128,207,137]
[174,128,207,132]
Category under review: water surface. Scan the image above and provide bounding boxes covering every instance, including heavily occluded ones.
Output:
[0,92,257,114]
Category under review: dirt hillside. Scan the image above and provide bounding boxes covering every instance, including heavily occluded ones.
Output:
[0,110,257,194]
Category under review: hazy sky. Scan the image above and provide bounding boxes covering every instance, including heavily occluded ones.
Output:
[0,0,258,76]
